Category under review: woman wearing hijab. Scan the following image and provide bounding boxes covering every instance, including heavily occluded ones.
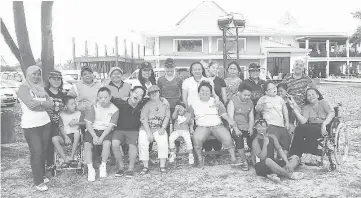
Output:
[18,65,54,191]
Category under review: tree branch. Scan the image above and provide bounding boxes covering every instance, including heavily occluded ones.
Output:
[1,18,21,63]
[41,1,54,82]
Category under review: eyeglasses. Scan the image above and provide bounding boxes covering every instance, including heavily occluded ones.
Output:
[266,87,277,92]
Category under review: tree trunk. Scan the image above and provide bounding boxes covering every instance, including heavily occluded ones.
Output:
[13,1,36,74]
[1,18,21,63]
[41,1,54,82]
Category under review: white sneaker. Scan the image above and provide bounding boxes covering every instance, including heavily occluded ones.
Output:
[35,183,48,191]
[189,154,194,165]
[169,152,176,163]
[99,164,107,178]
[43,177,50,184]
[87,168,96,182]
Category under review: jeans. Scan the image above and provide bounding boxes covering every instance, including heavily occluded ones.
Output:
[289,123,323,157]
[23,123,51,185]
[46,122,59,168]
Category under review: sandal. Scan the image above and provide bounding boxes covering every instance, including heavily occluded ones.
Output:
[159,167,167,174]
[60,162,70,168]
[140,167,149,175]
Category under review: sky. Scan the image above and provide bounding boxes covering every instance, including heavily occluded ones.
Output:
[1,0,360,66]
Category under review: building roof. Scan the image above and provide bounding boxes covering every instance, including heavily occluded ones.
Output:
[143,1,349,38]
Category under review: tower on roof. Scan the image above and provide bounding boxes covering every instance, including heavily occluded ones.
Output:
[278,11,298,27]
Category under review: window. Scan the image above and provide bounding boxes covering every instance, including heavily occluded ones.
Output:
[217,38,246,52]
[174,39,203,53]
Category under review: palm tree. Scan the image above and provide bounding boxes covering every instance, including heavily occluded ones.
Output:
[350,11,361,55]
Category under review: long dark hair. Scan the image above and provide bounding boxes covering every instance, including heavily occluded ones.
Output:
[138,68,156,89]
[190,61,207,77]
[304,88,324,105]
[227,61,241,72]
[46,77,63,91]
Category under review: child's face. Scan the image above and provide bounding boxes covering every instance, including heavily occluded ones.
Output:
[265,83,277,97]
[97,91,111,107]
[277,87,287,98]
[178,105,185,115]
[239,89,252,101]
[255,123,268,135]
[66,99,77,112]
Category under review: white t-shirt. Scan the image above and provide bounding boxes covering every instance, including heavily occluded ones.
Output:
[182,76,214,107]
[60,111,82,134]
[256,95,285,127]
[191,98,224,127]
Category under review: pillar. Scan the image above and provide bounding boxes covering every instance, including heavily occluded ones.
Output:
[346,39,350,57]
[326,40,330,57]
[115,36,118,67]
[85,40,88,57]
[208,36,212,54]
[326,61,329,78]
[305,39,309,49]
[72,37,76,69]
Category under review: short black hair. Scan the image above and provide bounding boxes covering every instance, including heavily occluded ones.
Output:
[305,88,324,105]
[255,118,268,126]
[131,86,146,98]
[63,95,76,105]
[238,83,252,93]
[197,80,213,94]
[277,83,288,91]
[98,87,111,95]
[262,81,275,93]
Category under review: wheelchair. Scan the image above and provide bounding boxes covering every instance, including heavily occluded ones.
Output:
[317,103,349,171]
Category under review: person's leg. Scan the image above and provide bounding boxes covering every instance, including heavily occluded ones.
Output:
[84,142,93,165]
[124,130,139,172]
[213,139,222,151]
[41,123,51,177]
[24,126,45,186]
[192,127,211,167]
[289,124,321,157]
[46,122,57,168]
[182,131,194,164]
[303,124,323,155]
[264,158,291,178]
[128,144,137,171]
[168,130,180,162]
[100,140,111,177]
[83,130,96,181]
[71,132,80,159]
[52,136,68,162]
[211,125,236,162]
[138,130,150,169]
[112,130,125,170]
[153,131,168,169]
[232,132,246,161]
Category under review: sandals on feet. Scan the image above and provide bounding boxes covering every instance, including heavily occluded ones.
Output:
[160,167,167,174]
[140,167,149,175]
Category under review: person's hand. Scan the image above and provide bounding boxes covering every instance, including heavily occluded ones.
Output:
[69,119,78,127]
[98,136,104,144]
[174,105,180,112]
[285,162,293,172]
[288,97,297,109]
[248,127,253,136]
[227,119,235,127]
[93,135,100,145]
[285,123,290,130]
[321,123,327,136]
[147,132,154,142]
[158,128,166,135]
[64,136,72,146]
[234,127,242,136]
[190,129,194,136]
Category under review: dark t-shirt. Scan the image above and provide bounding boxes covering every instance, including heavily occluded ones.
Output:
[157,76,183,109]
[239,78,267,105]
[112,98,145,131]
[46,89,65,124]
[213,76,226,103]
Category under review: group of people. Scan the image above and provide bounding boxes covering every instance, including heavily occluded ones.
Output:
[18,58,335,191]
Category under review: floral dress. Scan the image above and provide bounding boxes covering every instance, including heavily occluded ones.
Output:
[224,77,242,101]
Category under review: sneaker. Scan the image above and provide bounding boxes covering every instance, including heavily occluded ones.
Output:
[87,168,96,182]
[125,170,134,178]
[35,183,48,191]
[43,177,50,184]
[189,154,194,165]
[169,152,176,163]
[290,172,305,180]
[99,164,107,178]
[115,169,125,177]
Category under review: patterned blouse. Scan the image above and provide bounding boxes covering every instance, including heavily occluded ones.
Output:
[224,77,242,101]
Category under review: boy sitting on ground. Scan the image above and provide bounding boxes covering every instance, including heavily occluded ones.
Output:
[52,95,84,167]
[169,102,194,165]
[84,87,119,181]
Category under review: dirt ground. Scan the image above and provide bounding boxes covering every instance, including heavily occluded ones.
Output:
[1,84,361,198]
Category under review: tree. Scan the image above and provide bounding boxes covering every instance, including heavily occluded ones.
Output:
[1,1,54,80]
[350,11,361,50]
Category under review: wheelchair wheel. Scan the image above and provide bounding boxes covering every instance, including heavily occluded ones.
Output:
[334,123,349,165]
[76,167,85,176]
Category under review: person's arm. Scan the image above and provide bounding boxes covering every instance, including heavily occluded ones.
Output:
[161,104,171,130]
[252,138,267,161]
[282,99,290,128]
[140,103,152,134]
[217,101,235,127]
[99,110,119,140]
[189,115,195,134]
[172,105,179,120]
[67,84,78,98]
[226,100,235,121]
[182,89,188,107]
[248,107,255,134]
[289,97,308,124]
[18,84,53,111]
[254,96,265,113]
[221,87,227,104]
[272,134,289,163]
[58,118,68,139]
[84,108,98,138]
[292,108,308,124]
[322,100,335,126]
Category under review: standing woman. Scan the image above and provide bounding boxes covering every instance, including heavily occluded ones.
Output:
[45,70,66,172]
[182,61,218,108]
[67,66,102,112]
[208,61,227,104]
[224,61,243,101]
[18,65,54,191]
[105,67,131,101]
[131,62,157,98]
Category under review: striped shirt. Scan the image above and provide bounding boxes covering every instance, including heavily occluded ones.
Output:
[281,74,315,108]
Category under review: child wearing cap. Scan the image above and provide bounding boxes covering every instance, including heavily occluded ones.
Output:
[84,87,119,181]
[138,85,170,174]
[168,102,194,165]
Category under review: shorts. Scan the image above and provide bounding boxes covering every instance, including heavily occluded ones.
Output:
[112,130,138,146]
[231,130,256,150]
[266,125,291,151]
[57,133,75,143]
[84,129,112,144]
[255,159,286,177]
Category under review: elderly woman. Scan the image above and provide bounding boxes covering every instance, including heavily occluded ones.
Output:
[281,59,316,108]
[67,66,102,112]
[18,65,54,191]
[289,88,335,161]
[190,81,237,168]
[104,67,131,100]
[138,85,170,174]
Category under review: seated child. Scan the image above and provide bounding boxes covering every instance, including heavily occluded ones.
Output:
[168,103,194,165]
[277,83,301,139]
[255,82,291,155]
[52,95,84,167]
[227,84,255,171]
[252,119,303,182]
[84,87,119,181]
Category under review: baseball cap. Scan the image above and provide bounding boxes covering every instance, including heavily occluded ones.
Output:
[164,58,176,68]
[140,62,153,70]
[49,70,62,79]
[147,85,160,95]
[81,65,93,74]
[248,62,261,71]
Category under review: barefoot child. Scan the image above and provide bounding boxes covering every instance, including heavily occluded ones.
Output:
[52,95,84,167]
[84,87,119,181]
[252,119,303,182]
[255,82,291,155]
[227,84,254,170]
[169,102,194,165]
